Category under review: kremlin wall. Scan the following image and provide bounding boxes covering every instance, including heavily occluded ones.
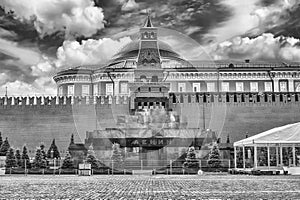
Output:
[0,92,300,156]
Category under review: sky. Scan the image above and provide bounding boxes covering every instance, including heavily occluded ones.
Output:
[0,0,300,96]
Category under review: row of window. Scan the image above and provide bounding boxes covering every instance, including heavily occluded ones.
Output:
[59,83,129,96]
[59,81,300,96]
[178,82,281,92]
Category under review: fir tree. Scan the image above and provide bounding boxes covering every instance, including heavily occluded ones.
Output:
[0,132,3,148]
[33,148,47,168]
[111,143,124,169]
[0,137,10,156]
[5,147,16,168]
[21,146,31,169]
[183,146,199,169]
[40,144,47,160]
[61,151,74,169]
[15,149,22,168]
[47,139,60,159]
[86,144,101,169]
[40,144,47,167]
[207,142,222,168]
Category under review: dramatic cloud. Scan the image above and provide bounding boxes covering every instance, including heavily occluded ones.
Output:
[56,37,132,67]
[0,38,42,65]
[1,0,300,96]
[205,0,260,44]
[249,0,299,36]
[0,0,105,38]
[212,33,300,62]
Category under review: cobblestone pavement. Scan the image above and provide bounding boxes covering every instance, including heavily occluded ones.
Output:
[0,175,300,199]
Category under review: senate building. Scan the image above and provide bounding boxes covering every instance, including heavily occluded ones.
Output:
[54,15,300,101]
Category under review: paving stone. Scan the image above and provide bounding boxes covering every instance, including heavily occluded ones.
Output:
[0,175,300,199]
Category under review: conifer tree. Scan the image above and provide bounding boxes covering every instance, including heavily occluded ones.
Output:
[21,146,31,169]
[47,139,60,159]
[33,148,47,168]
[61,151,74,169]
[5,147,16,168]
[0,137,10,156]
[207,142,221,168]
[183,146,199,169]
[86,144,101,169]
[40,144,47,160]
[15,149,22,168]
[111,143,124,169]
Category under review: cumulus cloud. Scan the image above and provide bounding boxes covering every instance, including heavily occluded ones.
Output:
[0,52,57,96]
[212,33,300,62]
[56,37,132,67]
[0,0,105,38]
[1,80,56,96]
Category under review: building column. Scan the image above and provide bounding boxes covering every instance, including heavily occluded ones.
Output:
[254,145,257,169]
[267,145,270,169]
[280,145,283,166]
[293,145,296,167]
[288,79,294,92]
[273,79,279,92]
[114,81,119,96]
[242,146,246,169]
[234,146,237,168]
[276,146,279,167]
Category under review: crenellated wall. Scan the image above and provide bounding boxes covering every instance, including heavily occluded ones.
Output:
[0,93,300,156]
[169,92,300,146]
[0,95,130,156]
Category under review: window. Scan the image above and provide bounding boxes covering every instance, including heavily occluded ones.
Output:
[93,84,98,96]
[279,81,288,92]
[295,82,300,92]
[67,85,74,96]
[207,82,215,92]
[106,83,113,95]
[236,82,244,92]
[120,82,128,94]
[192,83,200,92]
[264,82,272,92]
[221,82,229,92]
[58,86,63,96]
[151,76,158,82]
[178,83,186,92]
[250,82,258,92]
[82,85,90,96]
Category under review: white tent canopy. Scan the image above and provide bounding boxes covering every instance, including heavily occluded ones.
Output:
[234,122,300,146]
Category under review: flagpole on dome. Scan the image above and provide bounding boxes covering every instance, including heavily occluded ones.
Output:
[144,9,153,27]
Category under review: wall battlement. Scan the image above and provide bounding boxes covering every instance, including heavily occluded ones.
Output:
[1,92,300,109]
[0,95,130,108]
[170,92,300,106]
